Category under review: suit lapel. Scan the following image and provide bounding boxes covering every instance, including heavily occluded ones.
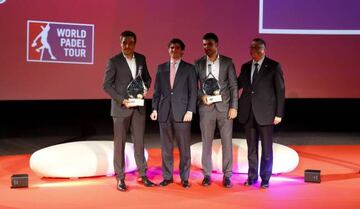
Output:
[246,62,252,85]
[219,55,225,82]
[200,57,207,81]
[135,53,140,77]
[119,52,134,80]
[173,60,184,89]
[165,61,171,90]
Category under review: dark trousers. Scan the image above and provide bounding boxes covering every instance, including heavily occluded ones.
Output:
[113,109,147,180]
[244,107,273,182]
[159,110,191,181]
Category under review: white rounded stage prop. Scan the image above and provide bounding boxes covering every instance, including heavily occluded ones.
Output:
[30,141,148,178]
[191,139,299,174]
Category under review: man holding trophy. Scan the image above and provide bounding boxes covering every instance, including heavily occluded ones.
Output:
[195,33,238,188]
[103,30,155,191]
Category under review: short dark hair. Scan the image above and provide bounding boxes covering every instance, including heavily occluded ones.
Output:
[203,32,219,43]
[120,30,137,43]
[252,38,266,48]
[168,38,185,50]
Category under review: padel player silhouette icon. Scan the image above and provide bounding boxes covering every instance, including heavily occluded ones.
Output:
[31,24,56,60]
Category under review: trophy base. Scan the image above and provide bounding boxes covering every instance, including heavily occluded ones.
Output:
[207,95,222,104]
[128,98,144,107]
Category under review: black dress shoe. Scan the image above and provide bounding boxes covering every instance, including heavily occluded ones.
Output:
[202,175,212,186]
[223,177,232,188]
[159,179,174,187]
[117,179,127,191]
[140,176,157,187]
[181,180,191,188]
[260,181,269,189]
[244,179,258,186]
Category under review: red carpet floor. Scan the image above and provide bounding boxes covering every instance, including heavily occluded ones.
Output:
[1,145,359,209]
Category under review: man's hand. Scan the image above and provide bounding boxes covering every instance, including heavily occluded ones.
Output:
[228,108,237,120]
[150,111,158,121]
[183,111,193,122]
[202,95,210,105]
[274,116,282,125]
[122,99,131,109]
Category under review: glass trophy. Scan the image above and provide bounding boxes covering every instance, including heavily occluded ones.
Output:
[126,65,146,107]
[203,64,222,104]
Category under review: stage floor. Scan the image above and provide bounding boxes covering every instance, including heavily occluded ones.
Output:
[1,145,359,209]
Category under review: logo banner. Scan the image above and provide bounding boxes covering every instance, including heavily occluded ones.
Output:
[27,20,94,64]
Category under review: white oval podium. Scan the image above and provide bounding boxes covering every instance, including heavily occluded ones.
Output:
[190,138,299,174]
[30,141,148,178]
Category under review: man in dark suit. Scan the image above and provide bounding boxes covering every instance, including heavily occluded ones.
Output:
[237,38,285,189]
[195,33,238,188]
[150,38,197,188]
[103,30,156,191]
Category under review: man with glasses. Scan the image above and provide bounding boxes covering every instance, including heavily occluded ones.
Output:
[237,38,285,189]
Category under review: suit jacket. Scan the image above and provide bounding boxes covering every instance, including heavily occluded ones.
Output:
[237,56,285,125]
[152,60,197,122]
[103,52,151,117]
[195,55,238,112]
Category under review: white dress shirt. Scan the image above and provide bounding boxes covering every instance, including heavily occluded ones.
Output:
[123,53,137,79]
[206,54,220,80]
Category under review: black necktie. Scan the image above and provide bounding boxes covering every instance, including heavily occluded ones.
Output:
[252,63,259,83]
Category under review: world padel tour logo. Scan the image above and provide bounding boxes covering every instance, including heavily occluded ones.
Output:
[27,20,94,64]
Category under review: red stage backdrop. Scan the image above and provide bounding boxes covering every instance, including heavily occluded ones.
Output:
[0,0,359,100]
